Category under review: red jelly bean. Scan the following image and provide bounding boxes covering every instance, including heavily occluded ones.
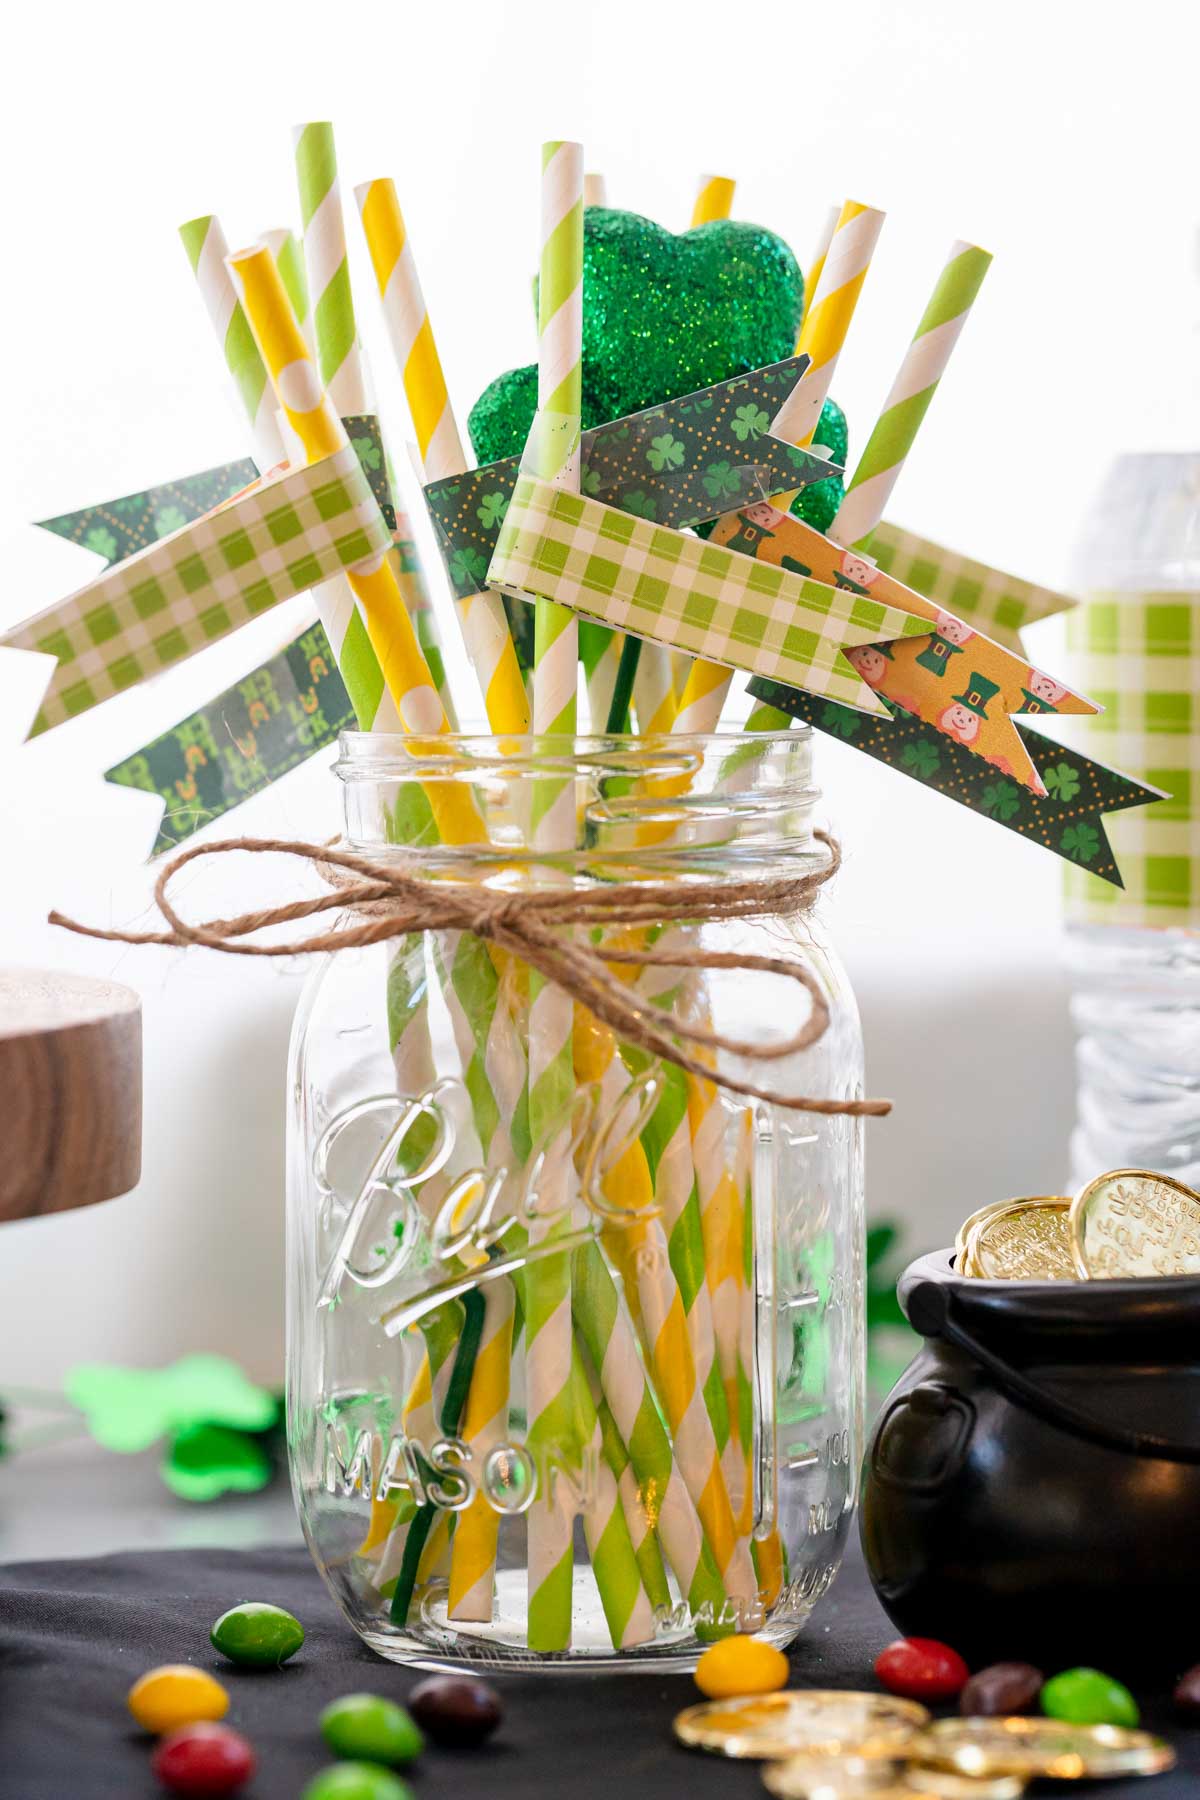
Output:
[152,1722,256,1796]
[875,1637,970,1702]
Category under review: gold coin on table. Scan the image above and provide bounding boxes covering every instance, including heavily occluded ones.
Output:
[763,1752,1025,1798]
[673,1691,930,1761]
[913,1716,1175,1780]
[965,1198,1076,1281]
[1069,1166,1200,1278]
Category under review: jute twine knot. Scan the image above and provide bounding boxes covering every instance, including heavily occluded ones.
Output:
[51,831,889,1118]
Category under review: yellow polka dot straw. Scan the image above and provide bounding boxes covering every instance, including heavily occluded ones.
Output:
[353,177,529,733]
[225,242,480,845]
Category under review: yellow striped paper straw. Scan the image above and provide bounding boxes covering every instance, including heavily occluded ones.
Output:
[800,203,840,332]
[263,228,313,354]
[690,174,736,226]
[772,199,887,453]
[354,178,529,733]
[665,175,743,735]
[226,243,480,844]
[675,197,886,734]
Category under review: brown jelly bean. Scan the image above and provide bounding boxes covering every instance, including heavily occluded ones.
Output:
[408,1674,501,1748]
[960,1661,1045,1716]
[1173,1664,1200,1720]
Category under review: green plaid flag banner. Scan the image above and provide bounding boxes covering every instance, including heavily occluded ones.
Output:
[750,677,1166,887]
[424,357,836,603]
[6,444,388,735]
[1061,592,1197,925]
[36,458,259,568]
[488,475,929,712]
[869,521,1077,654]
[105,620,353,856]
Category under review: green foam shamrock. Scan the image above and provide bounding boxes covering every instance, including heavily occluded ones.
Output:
[468,208,846,536]
[65,1355,277,1453]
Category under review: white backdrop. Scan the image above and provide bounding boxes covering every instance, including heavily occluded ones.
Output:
[2,0,1195,1384]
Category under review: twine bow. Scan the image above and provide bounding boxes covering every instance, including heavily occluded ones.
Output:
[51,832,889,1117]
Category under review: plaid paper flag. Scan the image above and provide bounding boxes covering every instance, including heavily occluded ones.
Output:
[870,521,1077,654]
[424,357,835,602]
[1061,592,1197,925]
[6,444,388,735]
[488,475,929,712]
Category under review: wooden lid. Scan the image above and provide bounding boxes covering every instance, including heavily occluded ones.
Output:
[0,969,142,1222]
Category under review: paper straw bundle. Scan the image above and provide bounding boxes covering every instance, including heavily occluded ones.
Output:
[160,130,1004,1663]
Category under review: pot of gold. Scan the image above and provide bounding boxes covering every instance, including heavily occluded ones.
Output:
[860,1170,1200,1677]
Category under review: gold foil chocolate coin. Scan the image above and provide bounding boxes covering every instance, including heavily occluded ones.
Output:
[673,1691,930,1760]
[965,1198,1075,1281]
[764,1753,1025,1798]
[1070,1167,1200,1278]
[913,1716,1175,1780]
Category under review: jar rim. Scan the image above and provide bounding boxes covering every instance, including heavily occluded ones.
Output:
[335,724,811,778]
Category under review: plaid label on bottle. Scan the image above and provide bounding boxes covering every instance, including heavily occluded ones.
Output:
[1062,591,1198,926]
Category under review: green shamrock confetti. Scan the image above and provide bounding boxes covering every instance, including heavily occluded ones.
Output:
[161,1421,274,1503]
[65,1355,277,1453]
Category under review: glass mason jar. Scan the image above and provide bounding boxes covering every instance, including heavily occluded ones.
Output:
[286,729,866,1670]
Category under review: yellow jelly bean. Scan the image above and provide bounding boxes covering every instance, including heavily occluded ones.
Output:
[693,1634,790,1699]
[127,1664,230,1734]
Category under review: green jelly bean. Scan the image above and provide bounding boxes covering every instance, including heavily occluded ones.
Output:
[1041,1667,1139,1727]
[210,1600,305,1667]
[320,1694,424,1767]
[302,1767,414,1800]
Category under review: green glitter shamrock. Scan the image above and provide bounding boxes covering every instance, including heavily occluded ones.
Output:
[646,433,685,472]
[901,740,941,780]
[350,433,382,472]
[449,545,489,588]
[477,491,509,529]
[152,505,189,539]
[701,460,740,501]
[731,403,770,442]
[980,780,1021,821]
[83,525,119,561]
[1043,761,1081,800]
[1062,821,1101,863]
[66,1355,277,1453]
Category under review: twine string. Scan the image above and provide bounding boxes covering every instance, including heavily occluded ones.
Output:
[50,831,889,1117]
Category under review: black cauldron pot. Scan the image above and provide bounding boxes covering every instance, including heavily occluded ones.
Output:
[860,1248,1200,1679]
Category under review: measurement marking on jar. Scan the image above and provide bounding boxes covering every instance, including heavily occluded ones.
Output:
[784,1443,820,1471]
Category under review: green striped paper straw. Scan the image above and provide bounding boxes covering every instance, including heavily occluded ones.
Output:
[746,240,991,732]
[178,214,284,468]
[294,121,367,413]
[524,137,585,1653]
[830,239,992,552]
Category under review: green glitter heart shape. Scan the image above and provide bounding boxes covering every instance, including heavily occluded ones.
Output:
[469,208,846,532]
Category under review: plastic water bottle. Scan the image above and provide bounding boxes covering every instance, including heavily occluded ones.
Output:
[1065,453,1200,1190]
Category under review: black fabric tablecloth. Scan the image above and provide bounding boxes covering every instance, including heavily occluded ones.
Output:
[0,1539,1194,1799]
